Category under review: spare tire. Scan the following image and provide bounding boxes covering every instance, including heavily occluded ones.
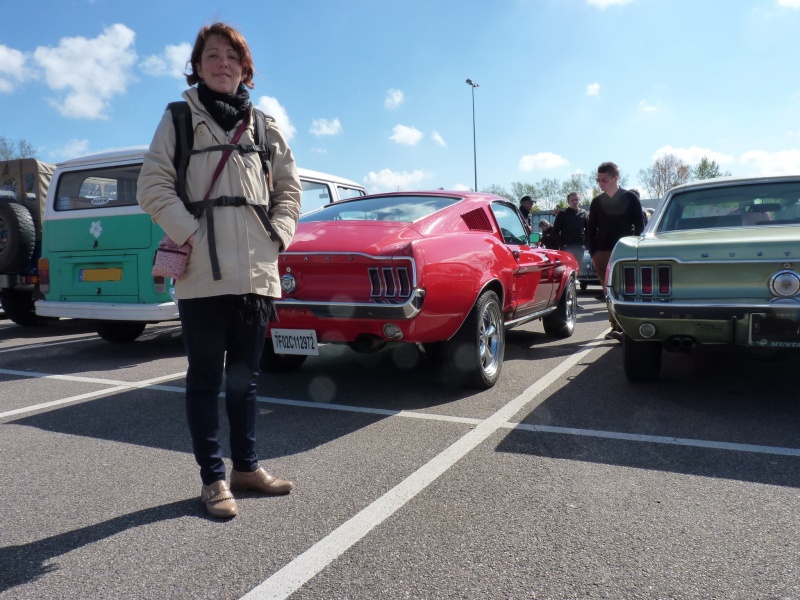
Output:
[0,202,36,272]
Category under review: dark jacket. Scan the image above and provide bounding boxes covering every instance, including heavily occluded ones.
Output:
[586,188,645,254]
[540,227,559,250]
[552,206,587,248]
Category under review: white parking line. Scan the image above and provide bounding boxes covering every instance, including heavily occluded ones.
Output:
[509,423,800,457]
[0,372,186,418]
[240,335,606,600]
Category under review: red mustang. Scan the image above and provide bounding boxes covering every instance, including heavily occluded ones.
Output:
[263,191,579,388]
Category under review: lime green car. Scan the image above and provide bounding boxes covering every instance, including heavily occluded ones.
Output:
[607,175,800,382]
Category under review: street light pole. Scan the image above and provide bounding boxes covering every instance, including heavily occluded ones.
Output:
[466,78,479,192]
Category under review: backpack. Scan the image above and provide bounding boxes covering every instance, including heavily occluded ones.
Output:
[166,101,280,281]
[167,101,274,208]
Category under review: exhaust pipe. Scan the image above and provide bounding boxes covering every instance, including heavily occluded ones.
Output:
[667,336,695,352]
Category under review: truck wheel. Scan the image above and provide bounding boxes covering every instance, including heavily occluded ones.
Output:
[543,277,577,338]
[259,342,307,372]
[95,321,146,343]
[0,290,49,326]
[441,289,504,389]
[0,202,36,272]
[623,334,662,382]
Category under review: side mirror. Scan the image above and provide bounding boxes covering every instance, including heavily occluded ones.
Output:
[528,232,541,245]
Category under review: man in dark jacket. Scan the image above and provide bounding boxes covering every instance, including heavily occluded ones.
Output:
[519,195,533,230]
[551,192,587,266]
[587,161,645,340]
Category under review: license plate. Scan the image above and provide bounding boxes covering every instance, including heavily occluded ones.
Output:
[750,313,800,348]
[79,268,123,282]
[271,328,319,355]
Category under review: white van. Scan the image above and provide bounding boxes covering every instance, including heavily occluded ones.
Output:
[35,145,365,342]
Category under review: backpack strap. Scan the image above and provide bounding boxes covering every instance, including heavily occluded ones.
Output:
[252,108,274,192]
[167,101,193,208]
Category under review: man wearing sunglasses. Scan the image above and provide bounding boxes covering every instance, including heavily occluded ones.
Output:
[586,161,645,340]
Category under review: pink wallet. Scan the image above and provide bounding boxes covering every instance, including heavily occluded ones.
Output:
[152,234,192,280]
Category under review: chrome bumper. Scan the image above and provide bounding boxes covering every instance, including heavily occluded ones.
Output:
[276,289,425,319]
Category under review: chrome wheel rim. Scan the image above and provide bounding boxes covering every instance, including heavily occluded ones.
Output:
[479,300,503,378]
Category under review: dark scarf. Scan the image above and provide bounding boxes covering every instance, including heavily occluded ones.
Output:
[197,81,250,132]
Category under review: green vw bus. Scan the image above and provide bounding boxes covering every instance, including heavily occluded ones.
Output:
[36,146,365,342]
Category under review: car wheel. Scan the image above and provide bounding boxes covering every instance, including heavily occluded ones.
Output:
[0,202,36,272]
[441,289,504,389]
[0,290,51,326]
[95,321,147,343]
[543,277,577,338]
[259,342,308,372]
[623,334,662,382]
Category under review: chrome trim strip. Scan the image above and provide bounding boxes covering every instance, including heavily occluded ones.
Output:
[276,289,425,319]
[504,305,557,329]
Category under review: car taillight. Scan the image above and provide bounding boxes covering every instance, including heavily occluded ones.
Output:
[153,275,166,294]
[38,258,50,293]
[658,266,671,295]
[621,264,671,299]
[640,267,653,296]
[369,266,412,299]
[623,266,636,295]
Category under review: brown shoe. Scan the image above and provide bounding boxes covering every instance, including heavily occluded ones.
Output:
[201,480,238,518]
[230,467,295,495]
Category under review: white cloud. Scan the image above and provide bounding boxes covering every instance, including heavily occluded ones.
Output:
[450,183,472,191]
[33,24,137,119]
[777,0,800,7]
[639,99,658,112]
[587,0,635,7]
[519,152,569,171]
[254,96,296,141]
[363,168,431,192]
[652,145,734,165]
[384,89,404,109]
[390,124,424,145]
[139,42,191,80]
[739,149,800,174]
[0,44,30,93]
[585,82,600,96]
[431,130,446,147]
[310,118,343,137]
[51,139,91,160]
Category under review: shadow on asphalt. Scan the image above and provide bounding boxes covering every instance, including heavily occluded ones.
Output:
[0,498,203,594]
[496,345,800,488]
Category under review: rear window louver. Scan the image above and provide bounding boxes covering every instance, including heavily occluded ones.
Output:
[461,207,493,232]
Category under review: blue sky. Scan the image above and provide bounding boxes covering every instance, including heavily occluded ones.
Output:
[2,0,800,198]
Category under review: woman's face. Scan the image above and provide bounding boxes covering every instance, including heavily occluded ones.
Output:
[196,34,243,95]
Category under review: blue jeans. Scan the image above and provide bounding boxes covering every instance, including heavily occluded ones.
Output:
[178,296,268,485]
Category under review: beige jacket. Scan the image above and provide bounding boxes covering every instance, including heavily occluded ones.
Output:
[137,88,301,300]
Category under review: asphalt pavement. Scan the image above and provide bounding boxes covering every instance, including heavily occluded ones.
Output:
[2,292,799,599]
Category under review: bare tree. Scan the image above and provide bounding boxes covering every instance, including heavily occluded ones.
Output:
[532,178,562,210]
[560,172,595,205]
[638,154,690,198]
[0,136,37,161]
[481,183,510,198]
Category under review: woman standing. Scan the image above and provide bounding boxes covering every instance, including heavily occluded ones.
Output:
[138,23,302,518]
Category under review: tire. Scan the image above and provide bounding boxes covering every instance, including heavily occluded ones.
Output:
[580,281,588,291]
[0,290,49,326]
[440,289,504,389]
[259,342,308,372]
[623,334,662,382]
[543,277,577,338]
[0,202,36,272]
[95,321,147,343]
